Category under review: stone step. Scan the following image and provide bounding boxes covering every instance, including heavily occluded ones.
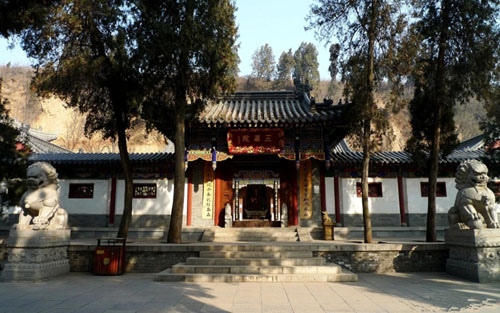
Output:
[202,228,299,242]
[185,257,326,266]
[172,264,343,274]
[155,269,358,283]
[201,245,313,252]
[199,251,312,258]
[214,232,297,237]
[215,227,296,233]
[212,236,298,242]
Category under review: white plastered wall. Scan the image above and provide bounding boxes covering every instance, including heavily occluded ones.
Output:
[405,178,456,214]
[341,178,399,214]
[59,179,110,214]
[115,179,173,215]
[325,177,335,215]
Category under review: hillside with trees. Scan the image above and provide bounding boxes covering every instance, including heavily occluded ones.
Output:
[1,64,486,153]
[0,65,166,153]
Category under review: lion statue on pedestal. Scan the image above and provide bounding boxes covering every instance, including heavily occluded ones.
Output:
[448,160,499,229]
[15,162,68,230]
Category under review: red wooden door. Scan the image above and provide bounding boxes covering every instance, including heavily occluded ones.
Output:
[215,162,234,226]
[279,160,297,226]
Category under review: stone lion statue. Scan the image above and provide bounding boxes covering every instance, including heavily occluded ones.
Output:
[15,162,68,230]
[448,160,499,229]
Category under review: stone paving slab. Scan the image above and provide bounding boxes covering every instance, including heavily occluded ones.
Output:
[0,272,499,312]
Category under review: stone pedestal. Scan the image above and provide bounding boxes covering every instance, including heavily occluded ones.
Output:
[0,229,70,281]
[445,228,500,283]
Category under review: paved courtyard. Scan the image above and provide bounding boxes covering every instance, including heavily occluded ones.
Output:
[0,272,499,313]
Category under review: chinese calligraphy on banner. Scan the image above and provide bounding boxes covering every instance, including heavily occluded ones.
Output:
[202,163,215,219]
[227,128,284,154]
[299,160,312,219]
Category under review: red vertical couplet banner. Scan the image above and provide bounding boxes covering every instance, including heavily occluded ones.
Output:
[202,163,215,219]
[299,160,313,219]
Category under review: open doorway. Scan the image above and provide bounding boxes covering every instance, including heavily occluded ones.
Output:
[242,185,271,220]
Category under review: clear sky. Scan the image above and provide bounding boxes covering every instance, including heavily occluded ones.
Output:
[0,0,332,80]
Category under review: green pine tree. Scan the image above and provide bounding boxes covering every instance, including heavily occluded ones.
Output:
[292,42,320,91]
[133,0,238,243]
[309,0,407,243]
[407,0,500,241]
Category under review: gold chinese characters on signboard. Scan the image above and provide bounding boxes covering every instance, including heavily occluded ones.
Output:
[202,163,215,219]
[299,160,312,219]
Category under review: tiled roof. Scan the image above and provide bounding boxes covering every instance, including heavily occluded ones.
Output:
[330,148,413,165]
[13,121,72,153]
[197,91,343,126]
[330,139,492,165]
[26,135,72,154]
[30,152,173,165]
[454,134,484,151]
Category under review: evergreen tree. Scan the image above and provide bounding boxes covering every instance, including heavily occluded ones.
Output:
[0,0,59,37]
[133,0,238,243]
[251,44,276,81]
[483,88,500,171]
[292,42,320,91]
[407,0,500,241]
[274,49,295,90]
[248,44,275,90]
[0,78,26,179]
[2,0,141,239]
[327,43,340,98]
[309,0,407,243]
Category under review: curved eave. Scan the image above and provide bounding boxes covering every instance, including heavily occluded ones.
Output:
[330,149,492,166]
[29,153,174,166]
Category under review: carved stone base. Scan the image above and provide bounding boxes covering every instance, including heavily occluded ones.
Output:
[445,229,500,283]
[0,229,70,282]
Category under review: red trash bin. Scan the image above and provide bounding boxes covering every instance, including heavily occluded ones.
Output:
[93,238,126,275]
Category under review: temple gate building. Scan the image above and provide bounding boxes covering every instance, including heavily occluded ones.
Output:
[184,89,345,228]
[1,88,498,232]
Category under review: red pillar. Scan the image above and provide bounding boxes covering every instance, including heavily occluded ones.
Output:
[109,177,117,225]
[334,176,341,224]
[397,175,406,226]
[186,169,193,226]
[293,167,299,226]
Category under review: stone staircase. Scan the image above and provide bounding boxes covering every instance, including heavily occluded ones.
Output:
[201,227,299,242]
[155,244,358,282]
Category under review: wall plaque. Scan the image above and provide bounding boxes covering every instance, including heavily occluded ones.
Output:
[227,128,284,154]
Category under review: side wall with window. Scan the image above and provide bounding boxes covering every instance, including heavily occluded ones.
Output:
[405,178,456,226]
[340,178,400,226]
[114,179,174,227]
[59,179,111,227]
[57,178,177,227]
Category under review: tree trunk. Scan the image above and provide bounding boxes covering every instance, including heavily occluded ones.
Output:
[117,118,133,239]
[360,0,377,244]
[427,0,450,242]
[167,97,186,243]
[427,119,440,242]
[166,0,193,243]
[362,119,373,243]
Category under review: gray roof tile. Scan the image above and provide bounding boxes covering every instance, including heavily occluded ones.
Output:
[197,91,342,126]
[330,139,493,165]
[29,152,173,165]
[13,120,71,153]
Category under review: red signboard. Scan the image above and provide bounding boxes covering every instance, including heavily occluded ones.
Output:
[227,128,284,154]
